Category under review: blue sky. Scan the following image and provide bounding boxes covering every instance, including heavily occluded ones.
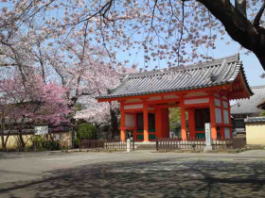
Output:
[212,38,264,87]
[1,1,263,87]
[117,36,264,87]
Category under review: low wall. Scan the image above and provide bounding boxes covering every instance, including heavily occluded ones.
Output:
[50,132,72,148]
[0,135,33,150]
[246,123,265,145]
[0,132,72,150]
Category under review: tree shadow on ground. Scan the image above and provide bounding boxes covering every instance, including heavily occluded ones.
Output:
[1,159,265,198]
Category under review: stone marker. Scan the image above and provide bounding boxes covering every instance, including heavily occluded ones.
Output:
[127,138,131,152]
[204,123,213,151]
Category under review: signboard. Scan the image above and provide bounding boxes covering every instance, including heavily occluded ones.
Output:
[34,126,49,135]
[204,123,212,151]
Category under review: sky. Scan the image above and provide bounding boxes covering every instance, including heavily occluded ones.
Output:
[211,37,264,87]
[1,1,264,87]
[116,35,265,87]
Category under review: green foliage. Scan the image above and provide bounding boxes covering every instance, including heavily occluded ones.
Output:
[32,135,60,151]
[77,123,97,140]
[169,108,180,130]
[74,123,97,148]
[260,111,265,116]
[169,108,181,137]
[73,103,83,112]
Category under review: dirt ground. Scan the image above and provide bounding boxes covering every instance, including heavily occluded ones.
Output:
[0,150,265,198]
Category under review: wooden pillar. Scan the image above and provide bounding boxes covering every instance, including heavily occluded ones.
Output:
[143,103,149,142]
[228,100,233,139]
[120,102,126,142]
[209,95,217,140]
[133,113,137,141]
[188,109,196,139]
[162,108,169,138]
[220,97,225,139]
[155,107,162,138]
[180,97,187,140]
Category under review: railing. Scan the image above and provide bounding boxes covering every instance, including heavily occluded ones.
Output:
[79,139,135,151]
[80,139,105,149]
[156,138,205,151]
[156,137,246,151]
[231,137,246,149]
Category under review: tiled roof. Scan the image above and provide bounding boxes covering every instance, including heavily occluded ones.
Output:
[97,54,252,99]
[257,100,265,110]
[245,116,265,123]
[231,85,265,116]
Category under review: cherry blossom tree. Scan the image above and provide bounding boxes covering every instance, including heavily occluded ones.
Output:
[1,0,264,142]
[1,0,264,70]
[0,73,70,150]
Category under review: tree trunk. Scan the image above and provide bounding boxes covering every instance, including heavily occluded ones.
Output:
[110,108,119,139]
[0,115,7,151]
[197,0,265,70]
[16,118,26,151]
[107,103,119,139]
[17,129,26,151]
[70,118,77,148]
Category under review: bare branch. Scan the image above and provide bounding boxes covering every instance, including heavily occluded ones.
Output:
[151,0,159,28]
[79,0,115,24]
[253,0,265,27]
[177,0,185,66]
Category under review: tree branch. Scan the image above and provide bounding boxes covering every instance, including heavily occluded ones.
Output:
[197,0,265,69]
[253,0,265,27]
[79,0,114,24]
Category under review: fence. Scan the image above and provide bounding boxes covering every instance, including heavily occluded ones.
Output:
[79,139,135,151]
[156,137,246,151]
[79,139,105,149]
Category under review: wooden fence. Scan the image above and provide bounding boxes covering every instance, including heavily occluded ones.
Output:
[156,137,246,151]
[80,139,135,151]
[79,139,105,149]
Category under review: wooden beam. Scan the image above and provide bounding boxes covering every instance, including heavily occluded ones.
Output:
[97,85,231,102]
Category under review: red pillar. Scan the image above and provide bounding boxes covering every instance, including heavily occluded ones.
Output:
[161,108,169,138]
[143,103,149,142]
[209,95,217,140]
[228,99,233,139]
[155,107,162,138]
[188,109,196,139]
[220,97,225,139]
[120,102,126,142]
[180,97,187,140]
[133,113,137,141]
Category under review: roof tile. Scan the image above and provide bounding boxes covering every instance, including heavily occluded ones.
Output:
[97,54,251,99]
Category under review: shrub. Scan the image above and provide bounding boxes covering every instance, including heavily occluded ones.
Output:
[77,123,97,140]
[32,135,60,151]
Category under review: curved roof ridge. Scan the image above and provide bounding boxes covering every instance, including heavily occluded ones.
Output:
[97,54,252,100]
[127,54,240,80]
[251,85,265,89]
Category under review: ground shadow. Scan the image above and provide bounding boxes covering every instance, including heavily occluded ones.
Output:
[1,159,265,198]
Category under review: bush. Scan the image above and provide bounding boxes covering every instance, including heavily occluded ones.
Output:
[77,123,97,140]
[32,135,60,151]
[74,123,97,148]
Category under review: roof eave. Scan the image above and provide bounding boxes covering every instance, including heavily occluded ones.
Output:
[96,83,231,102]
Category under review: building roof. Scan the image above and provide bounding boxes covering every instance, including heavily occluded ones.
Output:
[245,116,265,124]
[231,85,265,116]
[257,100,265,110]
[97,54,252,100]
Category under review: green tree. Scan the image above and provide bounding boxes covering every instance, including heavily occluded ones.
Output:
[260,111,265,116]
[169,108,181,137]
[77,123,97,140]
